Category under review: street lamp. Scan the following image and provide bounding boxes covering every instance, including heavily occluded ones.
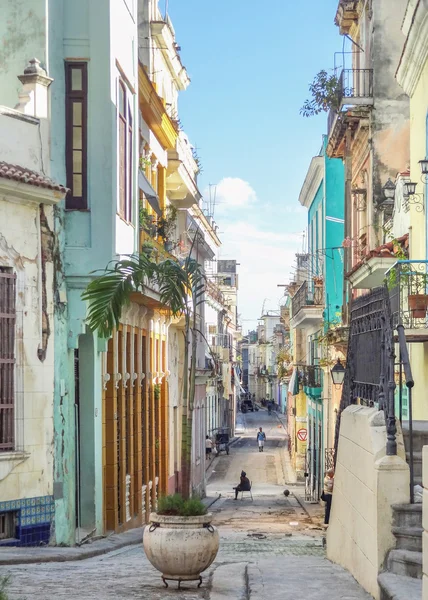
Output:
[419,159,428,177]
[330,359,345,388]
[382,178,396,200]
[404,181,417,197]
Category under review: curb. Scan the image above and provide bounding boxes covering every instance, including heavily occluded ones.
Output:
[292,491,324,526]
[0,528,143,565]
[203,493,222,510]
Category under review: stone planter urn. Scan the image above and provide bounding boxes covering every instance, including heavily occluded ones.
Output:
[143,512,219,589]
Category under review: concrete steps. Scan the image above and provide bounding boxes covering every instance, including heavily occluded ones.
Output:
[378,572,422,600]
[391,526,422,552]
[379,493,423,597]
[378,424,427,599]
[391,503,422,529]
[387,549,422,579]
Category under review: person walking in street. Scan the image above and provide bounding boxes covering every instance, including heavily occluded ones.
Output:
[323,468,334,526]
[233,470,251,500]
[257,427,266,452]
[205,435,213,460]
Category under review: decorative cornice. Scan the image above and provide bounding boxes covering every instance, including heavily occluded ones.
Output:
[298,156,323,209]
[396,0,428,96]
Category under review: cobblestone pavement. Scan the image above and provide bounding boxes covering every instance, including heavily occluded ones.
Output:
[1,410,370,600]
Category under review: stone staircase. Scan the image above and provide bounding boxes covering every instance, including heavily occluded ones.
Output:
[378,422,427,600]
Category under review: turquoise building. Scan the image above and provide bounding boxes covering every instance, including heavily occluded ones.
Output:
[295,136,344,501]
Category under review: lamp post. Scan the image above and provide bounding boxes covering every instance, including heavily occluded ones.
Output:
[330,359,345,389]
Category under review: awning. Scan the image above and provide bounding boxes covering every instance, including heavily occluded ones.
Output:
[138,170,162,216]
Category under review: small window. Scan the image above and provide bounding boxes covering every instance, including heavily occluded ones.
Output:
[65,62,88,210]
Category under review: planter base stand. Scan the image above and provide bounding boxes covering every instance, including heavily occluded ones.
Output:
[162,575,203,589]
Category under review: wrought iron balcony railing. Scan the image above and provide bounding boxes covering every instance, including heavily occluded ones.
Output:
[301,365,322,389]
[339,68,373,105]
[388,260,428,331]
[327,69,374,136]
[291,280,324,318]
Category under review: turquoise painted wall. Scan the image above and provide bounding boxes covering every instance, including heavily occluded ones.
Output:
[308,181,324,280]
[47,0,137,543]
[47,0,113,546]
[322,135,345,326]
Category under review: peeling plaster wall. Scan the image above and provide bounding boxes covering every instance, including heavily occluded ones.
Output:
[0,190,55,504]
[371,0,410,202]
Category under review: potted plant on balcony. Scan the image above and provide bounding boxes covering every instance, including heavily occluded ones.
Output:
[407,273,428,318]
[141,239,155,257]
[386,259,428,319]
[81,238,219,586]
[139,204,152,232]
[157,205,177,252]
[300,69,340,117]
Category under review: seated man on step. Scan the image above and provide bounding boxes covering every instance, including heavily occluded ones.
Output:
[233,470,251,500]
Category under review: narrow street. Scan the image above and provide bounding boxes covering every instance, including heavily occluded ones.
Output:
[2,410,371,600]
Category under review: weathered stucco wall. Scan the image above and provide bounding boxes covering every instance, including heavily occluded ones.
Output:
[327,406,409,599]
[372,0,410,200]
[0,188,55,502]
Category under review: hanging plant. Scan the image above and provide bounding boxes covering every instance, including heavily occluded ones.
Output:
[154,384,161,401]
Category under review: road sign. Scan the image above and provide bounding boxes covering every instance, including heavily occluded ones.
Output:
[297,428,307,442]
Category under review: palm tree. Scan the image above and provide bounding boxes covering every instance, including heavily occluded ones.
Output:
[82,251,205,499]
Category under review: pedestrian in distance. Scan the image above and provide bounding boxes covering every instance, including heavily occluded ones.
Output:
[205,435,213,460]
[322,468,334,526]
[233,470,251,500]
[256,427,266,452]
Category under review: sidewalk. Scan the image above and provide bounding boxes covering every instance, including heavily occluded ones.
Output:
[0,527,142,565]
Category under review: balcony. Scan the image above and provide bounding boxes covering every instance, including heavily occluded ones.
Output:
[301,365,322,397]
[327,69,373,155]
[388,260,428,342]
[338,69,373,107]
[166,132,201,209]
[290,281,324,328]
[206,279,225,307]
[138,64,178,151]
[150,17,190,91]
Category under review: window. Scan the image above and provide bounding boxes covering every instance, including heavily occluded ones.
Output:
[118,81,133,222]
[65,62,88,209]
[0,512,16,540]
[0,268,16,451]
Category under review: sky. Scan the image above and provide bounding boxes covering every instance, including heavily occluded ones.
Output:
[168,0,343,331]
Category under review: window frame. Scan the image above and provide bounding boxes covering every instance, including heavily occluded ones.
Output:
[0,268,16,452]
[65,61,88,210]
[117,79,133,223]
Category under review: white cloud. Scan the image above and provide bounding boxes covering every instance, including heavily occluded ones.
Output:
[202,178,306,328]
[209,177,257,212]
[218,220,302,328]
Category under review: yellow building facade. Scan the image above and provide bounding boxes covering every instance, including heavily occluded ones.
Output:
[396,2,428,420]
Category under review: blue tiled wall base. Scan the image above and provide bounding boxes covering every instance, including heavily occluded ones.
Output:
[0,495,54,546]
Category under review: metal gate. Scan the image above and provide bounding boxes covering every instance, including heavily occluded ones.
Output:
[334,286,397,458]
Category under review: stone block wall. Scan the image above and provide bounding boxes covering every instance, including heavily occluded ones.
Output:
[327,405,409,599]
